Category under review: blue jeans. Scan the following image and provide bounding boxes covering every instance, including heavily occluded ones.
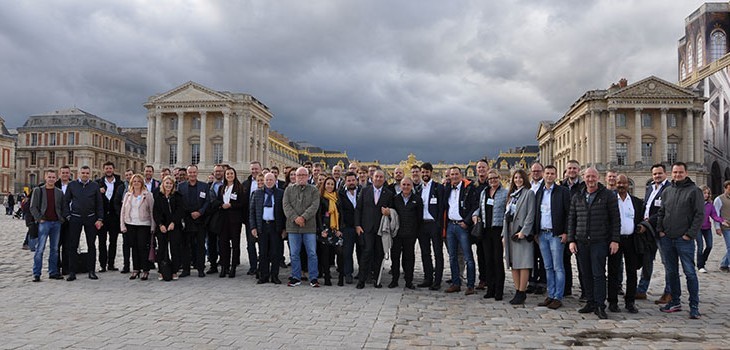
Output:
[660,236,699,311]
[696,229,713,269]
[33,221,62,276]
[446,223,475,288]
[721,229,730,268]
[637,238,670,295]
[289,233,318,281]
[538,231,565,300]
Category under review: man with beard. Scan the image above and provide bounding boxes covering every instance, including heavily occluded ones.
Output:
[205,164,225,274]
[242,161,262,276]
[389,167,405,195]
[143,165,160,193]
[95,162,124,272]
[339,171,361,284]
[417,162,445,290]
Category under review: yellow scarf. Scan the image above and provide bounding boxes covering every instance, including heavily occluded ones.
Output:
[323,191,339,231]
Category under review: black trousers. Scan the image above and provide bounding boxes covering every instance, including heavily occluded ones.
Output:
[529,240,547,288]
[157,228,182,273]
[122,228,132,270]
[219,214,242,270]
[258,221,282,280]
[576,241,609,309]
[564,244,575,295]
[481,226,505,297]
[181,225,206,272]
[66,216,98,274]
[97,217,120,269]
[358,230,384,282]
[126,224,152,272]
[473,235,487,283]
[391,235,417,284]
[342,227,360,278]
[207,228,219,267]
[57,221,69,273]
[317,240,333,280]
[608,235,639,304]
[417,220,443,284]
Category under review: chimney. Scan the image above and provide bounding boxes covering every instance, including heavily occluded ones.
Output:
[619,78,628,87]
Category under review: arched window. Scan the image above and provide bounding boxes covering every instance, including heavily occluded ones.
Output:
[680,62,687,80]
[697,35,703,67]
[711,29,727,62]
[687,42,694,73]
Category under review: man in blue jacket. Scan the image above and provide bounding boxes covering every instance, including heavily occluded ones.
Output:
[177,165,210,278]
[63,165,104,281]
[250,173,286,284]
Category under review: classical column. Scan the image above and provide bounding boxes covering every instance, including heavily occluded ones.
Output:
[176,111,185,167]
[593,110,602,164]
[154,112,163,168]
[634,108,642,164]
[660,108,668,163]
[198,111,207,169]
[695,112,703,162]
[686,109,695,163]
[263,123,269,166]
[236,112,244,165]
[223,111,231,163]
[258,121,265,162]
[608,109,617,164]
[147,112,155,165]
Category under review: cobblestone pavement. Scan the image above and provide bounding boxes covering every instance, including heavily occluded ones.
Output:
[2,214,729,349]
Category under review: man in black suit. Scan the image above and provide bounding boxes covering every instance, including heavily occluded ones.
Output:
[332,165,344,191]
[355,169,393,289]
[177,165,210,278]
[143,165,160,193]
[54,165,73,274]
[204,164,225,274]
[637,163,671,303]
[241,161,262,275]
[339,171,361,284]
[416,162,445,290]
[95,161,124,272]
[444,167,476,295]
[250,173,286,284]
[534,165,571,309]
[561,159,585,297]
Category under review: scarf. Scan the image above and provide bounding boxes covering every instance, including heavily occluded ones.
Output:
[323,191,339,231]
[264,187,274,207]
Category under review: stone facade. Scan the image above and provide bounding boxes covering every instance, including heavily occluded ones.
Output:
[144,81,272,176]
[537,76,707,198]
[16,108,146,189]
[0,118,15,194]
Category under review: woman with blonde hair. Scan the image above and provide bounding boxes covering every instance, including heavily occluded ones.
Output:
[120,174,156,280]
[153,175,186,280]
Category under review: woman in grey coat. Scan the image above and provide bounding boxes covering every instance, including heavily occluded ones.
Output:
[502,169,535,305]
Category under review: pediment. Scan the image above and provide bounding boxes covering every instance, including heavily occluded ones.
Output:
[151,81,232,103]
[607,76,698,99]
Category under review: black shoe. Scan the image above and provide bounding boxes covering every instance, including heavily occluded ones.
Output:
[272,276,282,285]
[417,281,432,288]
[525,285,536,294]
[608,303,621,313]
[257,278,268,284]
[49,274,63,280]
[279,261,287,269]
[578,303,596,314]
[32,275,40,282]
[66,273,76,281]
[625,303,639,314]
[345,276,354,284]
[219,269,228,278]
[356,281,365,289]
[108,266,119,271]
[618,288,625,296]
[207,267,218,274]
[338,276,344,287]
[429,283,441,291]
[198,270,205,277]
[179,271,190,278]
[388,281,399,288]
[484,290,496,299]
[121,267,130,274]
[229,268,236,278]
[595,307,608,319]
[374,282,382,288]
[324,278,332,286]
[99,267,106,273]
[405,283,416,290]
[88,272,98,280]
[246,269,257,276]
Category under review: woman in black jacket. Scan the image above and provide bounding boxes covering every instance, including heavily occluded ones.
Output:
[317,176,344,286]
[390,177,423,289]
[153,175,186,280]
[217,167,244,278]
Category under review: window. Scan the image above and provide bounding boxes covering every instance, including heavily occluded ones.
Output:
[191,143,200,165]
[667,143,678,164]
[30,151,37,166]
[641,113,652,128]
[616,113,627,128]
[29,174,37,187]
[697,35,703,67]
[104,137,110,150]
[49,133,57,146]
[68,132,75,145]
[687,43,693,74]
[641,142,653,164]
[68,151,74,165]
[30,133,38,146]
[213,143,223,164]
[680,62,687,80]
[616,143,628,165]
[711,30,727,62]
[169,144,177,166]
[49,151,55,166]
[192,117,201,130]
[214,116,223,129]
[668,113,677,128]
[170,117,178,130]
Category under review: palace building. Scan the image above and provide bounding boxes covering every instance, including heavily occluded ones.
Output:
[144,81,272,176]
[537,76,707,198]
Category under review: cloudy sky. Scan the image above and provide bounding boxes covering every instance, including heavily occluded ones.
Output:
[0,1,708,163]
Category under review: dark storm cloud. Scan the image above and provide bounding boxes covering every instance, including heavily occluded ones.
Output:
[0,0,707,162]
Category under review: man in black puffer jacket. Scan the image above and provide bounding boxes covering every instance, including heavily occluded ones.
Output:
[568,167,620,319]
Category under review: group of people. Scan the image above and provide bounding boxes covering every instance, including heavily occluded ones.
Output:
[27,158,720,320]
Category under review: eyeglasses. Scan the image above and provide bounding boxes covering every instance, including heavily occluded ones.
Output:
[488,177,499,180]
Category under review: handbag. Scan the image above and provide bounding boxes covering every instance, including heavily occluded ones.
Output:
[159,260,173,281]
[148,234,157,263]
[470,220,483,238]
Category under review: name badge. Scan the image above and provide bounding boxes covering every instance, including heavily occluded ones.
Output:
[231,193,238,200]
[199,192,206,199]
[654,199,661,207]
[430,198,438,205]
[624,211,634,219]
[486,198,495,206]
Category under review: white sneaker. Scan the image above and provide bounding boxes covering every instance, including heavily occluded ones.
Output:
[699,268,707,273]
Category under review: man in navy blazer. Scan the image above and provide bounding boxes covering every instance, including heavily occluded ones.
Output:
[534,165,571,309]
[355,169,394,289]
[416,162,445,290]
[443,167,476,295]
[637,163,671,302]
[177,165,210,278]
[250,173,286,284]
[338,171,361,284]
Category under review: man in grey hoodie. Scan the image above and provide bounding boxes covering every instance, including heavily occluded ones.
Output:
[656,162,704,319]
